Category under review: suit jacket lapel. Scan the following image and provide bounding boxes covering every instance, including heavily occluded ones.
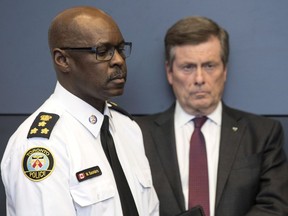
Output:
[152,105,186,211]
[149,103,246,210]
[215,105,246,207]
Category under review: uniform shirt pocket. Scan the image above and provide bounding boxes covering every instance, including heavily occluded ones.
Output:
[135,168,153,192]
[70,179,115,207]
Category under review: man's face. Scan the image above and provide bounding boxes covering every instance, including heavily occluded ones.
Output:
[166,36,227,116]
[65,18,127,106]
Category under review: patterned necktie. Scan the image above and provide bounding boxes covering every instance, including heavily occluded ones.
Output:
[188,116,209,216]
[100,115,139,216]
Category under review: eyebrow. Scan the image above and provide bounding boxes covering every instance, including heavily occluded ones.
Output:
[95,40,126,47]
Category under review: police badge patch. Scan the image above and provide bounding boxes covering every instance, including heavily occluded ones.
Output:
[22,147,55,181]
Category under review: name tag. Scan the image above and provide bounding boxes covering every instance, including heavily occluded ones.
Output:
[76,166,102,182]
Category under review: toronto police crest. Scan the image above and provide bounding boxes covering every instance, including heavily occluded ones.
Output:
[22,147,55,181]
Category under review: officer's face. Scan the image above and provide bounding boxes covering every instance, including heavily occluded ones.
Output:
[64,17,127,109]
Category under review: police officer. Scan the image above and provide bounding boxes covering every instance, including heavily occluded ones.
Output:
[1,6,159,216]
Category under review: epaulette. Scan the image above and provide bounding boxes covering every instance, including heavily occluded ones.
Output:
[27,112,60,139]
[107,101,134,120]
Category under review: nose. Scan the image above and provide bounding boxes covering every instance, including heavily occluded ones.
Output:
[110,49,125,66]
[195,68,205,86]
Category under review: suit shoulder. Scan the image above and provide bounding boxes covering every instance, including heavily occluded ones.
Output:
[135,104,175,127]
[134,112,162,126]
[225,105,281,128]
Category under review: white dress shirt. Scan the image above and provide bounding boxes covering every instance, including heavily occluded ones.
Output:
[174,101,222,216]
[1,82,159,216]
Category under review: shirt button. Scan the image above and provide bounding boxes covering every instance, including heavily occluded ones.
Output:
[89,115,97,124]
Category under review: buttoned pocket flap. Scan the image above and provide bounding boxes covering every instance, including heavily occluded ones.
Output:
[136,168,152,189]
[70,181,115,207]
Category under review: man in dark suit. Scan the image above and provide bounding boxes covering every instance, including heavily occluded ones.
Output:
[136,16,288,216]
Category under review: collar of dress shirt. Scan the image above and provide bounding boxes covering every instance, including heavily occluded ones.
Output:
[51,82,112,138]
[174,100,222,128]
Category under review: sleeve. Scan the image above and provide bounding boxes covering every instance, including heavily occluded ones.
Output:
[245,120,288,215]
[1,132,77,216]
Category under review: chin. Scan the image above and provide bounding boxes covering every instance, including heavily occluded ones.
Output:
[111,89,125,97]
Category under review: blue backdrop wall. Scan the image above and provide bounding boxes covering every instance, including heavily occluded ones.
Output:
[1,0,288,115]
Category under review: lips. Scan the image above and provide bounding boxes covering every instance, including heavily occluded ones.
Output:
[108,73,126,87]
[111,78,126,85]
[111,74,126,80]
[109,67,127,82]
[193,90,208,98]
[109,75,126,83]
[195,90,206,94]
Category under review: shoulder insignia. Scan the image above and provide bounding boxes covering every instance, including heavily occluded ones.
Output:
[27,112,60,139]
[107,101,134,120]
[22,147,55,182]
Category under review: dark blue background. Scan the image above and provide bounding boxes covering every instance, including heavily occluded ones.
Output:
[1,0,288,115]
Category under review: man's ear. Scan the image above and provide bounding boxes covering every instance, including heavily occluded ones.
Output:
[165,61,173,85]
[53,48,70,73]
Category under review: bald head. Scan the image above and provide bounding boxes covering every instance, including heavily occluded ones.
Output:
[48,6,120,52]
[47,6,128,110]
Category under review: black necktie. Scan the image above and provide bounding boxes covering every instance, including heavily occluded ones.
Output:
[100,115,139,216]
[188,116,209,216]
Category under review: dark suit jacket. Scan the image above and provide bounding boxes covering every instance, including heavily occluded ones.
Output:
[136,103,288,216]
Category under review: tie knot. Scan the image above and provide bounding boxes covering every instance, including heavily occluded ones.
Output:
[193,116,207,128]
